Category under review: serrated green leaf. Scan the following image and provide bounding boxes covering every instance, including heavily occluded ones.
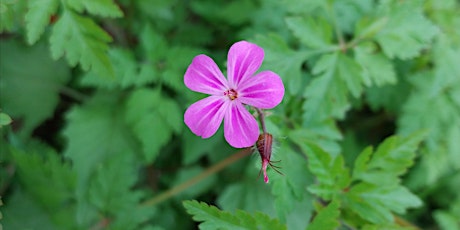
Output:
[9,142,76,228]
[80,48,155,89]
[11,144,76,209]
[163,46,202,92]
[286,16,334,50]
[0,40,70,138]
[270,144,313,222]
[336,53,364,98]
[25,0,58,44]
[303,52,363,121]
[183,200,286,230]
[333,0,374,34]
[50,9,114,77]
[63,92,137,190]
[253,34,308,95]
[299,142,350,200]
[0,0,26,33]
[307,199,340,230]
[65,0,123,18]
[354,42,397,86]
[125,88,181,162]
[352,132,426,186]
[375,1,439,59]
[303,53,348,121]
[2,189,59,230]
[86,152,153,230]
[140,25,168,62]
[344,183,422,224]
[218,179,275,216]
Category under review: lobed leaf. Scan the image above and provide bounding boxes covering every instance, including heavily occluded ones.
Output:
[50,9,114,77]
[0,40,70,138]
[300,142,350,200]
[307,199,341,230]
[183,200,286,230]
[253,34,308,95]
[375,1,439,59]
[125,88,182,163]
[64,0,123,18]
[354,42,397,87]
[25,0,59,44]
[344,183,422,224]
[285,16,334,50]
[352,132,426,186]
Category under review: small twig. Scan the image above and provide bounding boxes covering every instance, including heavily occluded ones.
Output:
[140,148,253,207]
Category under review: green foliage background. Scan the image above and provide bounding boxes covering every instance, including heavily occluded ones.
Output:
[1,0,459,229]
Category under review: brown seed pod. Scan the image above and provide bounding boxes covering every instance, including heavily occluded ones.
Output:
[256,133,282,183]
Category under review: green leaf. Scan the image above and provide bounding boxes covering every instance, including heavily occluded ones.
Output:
[163,46,203,92]
[352,132,426,186]
[0,40,70,138]
[434,210,460,230]
[80,48,155,89]
[344,183,422,224]
[270,144,313,221]
[25,0,59,44]
[11,144,76,211]
[65,0,123,18]
[307,199,340,230]
[354,42,397,86]
[218,180,275,216]
[375,1,439,59]
[87,152,153,230]
[300,142,350,200]
[303,53,347,120]
[2,189,59,230]
[253,34,308,95]
[63,92,137,191]
[303,52,363,121]
[7,142,76,228]
[50,9,114,77]
[125,88,182,162]
[183,200,286,230]
[333,0,374,34]
[285,16,334,49]
[0,0,26,33]
[0,112,12,126]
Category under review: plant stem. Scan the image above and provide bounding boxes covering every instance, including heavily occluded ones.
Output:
[141,148,253,207]
[255,108,267,134]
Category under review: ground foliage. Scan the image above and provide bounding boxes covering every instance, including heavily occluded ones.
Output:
[1,0,459,229]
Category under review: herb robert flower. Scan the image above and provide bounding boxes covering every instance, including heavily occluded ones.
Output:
[184,41,284,148]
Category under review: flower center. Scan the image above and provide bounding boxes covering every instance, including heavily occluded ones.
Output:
[224,89,238,100]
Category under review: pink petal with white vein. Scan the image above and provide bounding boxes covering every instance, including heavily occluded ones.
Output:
[184,96,228,138]
[227,41,264,89]
[184,54,228,95]
[238,71,285,109]
[224,102,259,148]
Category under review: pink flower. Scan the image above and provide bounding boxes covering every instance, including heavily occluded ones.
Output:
[184,41,285,148]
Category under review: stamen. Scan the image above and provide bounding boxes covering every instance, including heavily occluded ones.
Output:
[224,89,238,100]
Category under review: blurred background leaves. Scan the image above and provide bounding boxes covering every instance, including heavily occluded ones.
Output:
[1,0,460,229]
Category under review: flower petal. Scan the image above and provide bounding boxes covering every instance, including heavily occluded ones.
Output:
[224,102,259,148]
[227,41,264,89]
[184,54,228,95]
[184,96,228,138]
[238,71,285,109]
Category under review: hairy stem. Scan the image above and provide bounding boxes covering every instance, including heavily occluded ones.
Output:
[255,108,267,134]
[141,148,253,207]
